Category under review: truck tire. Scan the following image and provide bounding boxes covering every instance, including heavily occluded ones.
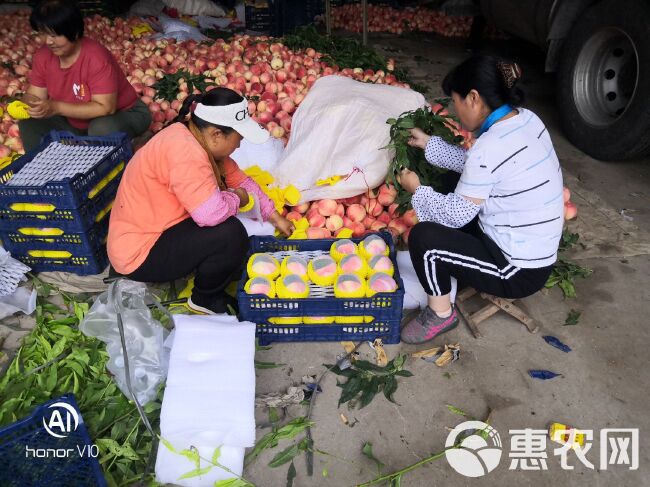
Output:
[557,0,650,161]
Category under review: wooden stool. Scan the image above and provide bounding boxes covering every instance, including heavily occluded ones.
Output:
[455,288,538,338]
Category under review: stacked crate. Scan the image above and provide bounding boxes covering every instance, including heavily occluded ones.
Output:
[0,131,132,275]
[245,0,325,35]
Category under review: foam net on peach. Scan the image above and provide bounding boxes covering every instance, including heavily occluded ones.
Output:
[268,249,334,298]
[7,142,115,186]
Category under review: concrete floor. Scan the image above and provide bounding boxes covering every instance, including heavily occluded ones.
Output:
[245,33,650,486]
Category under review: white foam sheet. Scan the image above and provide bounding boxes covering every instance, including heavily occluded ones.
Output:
[155,314,256,486]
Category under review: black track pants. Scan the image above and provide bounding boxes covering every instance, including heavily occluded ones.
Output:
[125,217,249,300]
[408,221,553,299]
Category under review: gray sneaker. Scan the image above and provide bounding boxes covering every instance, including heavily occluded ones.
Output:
[401,306,459,344]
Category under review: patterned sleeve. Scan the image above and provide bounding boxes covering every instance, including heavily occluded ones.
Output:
[237,177,276,221]
[190,190,240,227]
[424,136,467,173]
[411,186,480,228]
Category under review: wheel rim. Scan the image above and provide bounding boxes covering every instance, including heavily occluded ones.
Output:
[573,27,639,127]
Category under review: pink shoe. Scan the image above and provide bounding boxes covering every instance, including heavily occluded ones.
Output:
[401,306,459,344]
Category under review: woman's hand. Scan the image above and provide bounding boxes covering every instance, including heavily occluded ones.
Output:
[269,211,295,237]
[407,128,431,150]
[398,169,421,194]
[232,188,250,208]
[28,99,58,119]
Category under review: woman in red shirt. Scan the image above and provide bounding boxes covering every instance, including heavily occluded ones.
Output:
[19,0,151,152]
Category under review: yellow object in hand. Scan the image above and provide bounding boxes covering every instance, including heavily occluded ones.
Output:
[7,100,30,120]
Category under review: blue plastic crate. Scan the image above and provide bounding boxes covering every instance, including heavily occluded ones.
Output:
[0,216,109,255]
[0,130,131,210]
[0,394,107,487]
[238,233,403,344]
[0,175,120,233]
[11,243,109,276]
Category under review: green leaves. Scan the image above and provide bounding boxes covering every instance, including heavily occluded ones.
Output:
[564,309,581,326]
[385,107,465,213]
[329,354,413,409]
[281,26,425,94]
[446,404,469,417]
[269,438,310,468]
[215,479,255,487]
[0,284,165,486]
[286,461,297,487]
[254,360,285,369]
[245,417,313,466]
[546,231,592,298]
[153,70,214,103]
[362,442,385,473]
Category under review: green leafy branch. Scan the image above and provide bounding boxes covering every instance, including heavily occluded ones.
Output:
[385,104,465,213]
[326,354,413,409]
[160,438,255,486]
[244,416,313,467]
[545,230,592,298]
[153,70,214,103]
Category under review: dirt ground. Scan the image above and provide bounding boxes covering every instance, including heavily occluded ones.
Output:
[1,29,648,487]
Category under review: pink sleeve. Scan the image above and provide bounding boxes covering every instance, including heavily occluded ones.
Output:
[190,189,240,227]
[237,177,276,221]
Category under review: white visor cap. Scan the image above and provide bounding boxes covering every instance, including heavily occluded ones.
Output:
[193,98,270,144]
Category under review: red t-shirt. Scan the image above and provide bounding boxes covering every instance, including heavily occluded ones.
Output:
[29,37,138,130]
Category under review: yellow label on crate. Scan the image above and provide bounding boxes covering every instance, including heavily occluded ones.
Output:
[10,203,56,213]
[18,228,64,236]
[88,162,125,199]
[95,201,114,222]
[28,250,72,259]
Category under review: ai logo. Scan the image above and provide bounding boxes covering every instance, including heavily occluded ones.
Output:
[42,402,79,438]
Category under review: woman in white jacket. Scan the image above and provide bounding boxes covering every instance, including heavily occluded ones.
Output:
[400,56,563,344]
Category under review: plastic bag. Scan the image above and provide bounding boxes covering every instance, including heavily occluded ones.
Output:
[163,0,226,16]
[80,280,170,405]
[273,75,426,202]
[152,14,208,42]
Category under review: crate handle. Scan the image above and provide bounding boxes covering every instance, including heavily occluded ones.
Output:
[88,162,125,199]
[95,200,113,223]
[9,203,56,213]
[18,227,64,236]
[28,250,72,259]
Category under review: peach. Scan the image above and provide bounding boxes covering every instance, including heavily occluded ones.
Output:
[346,204,367,223]
[377,184,397,206]
[308,212,326,228]
[336,203,345,217]
[388,218,408,235]
[286,211,302,222]
[377,212,391,225]
[563,187,571,203]
[564,202,577,220]
[362,216,376,229]
[365,198,383,217]
[293,202,310,214]
[402,209,418,227]
[326,215,344,232]
[351,222,366,238]
[370,221,387,232]
[307,227,325,239]
[317,199,338,217]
